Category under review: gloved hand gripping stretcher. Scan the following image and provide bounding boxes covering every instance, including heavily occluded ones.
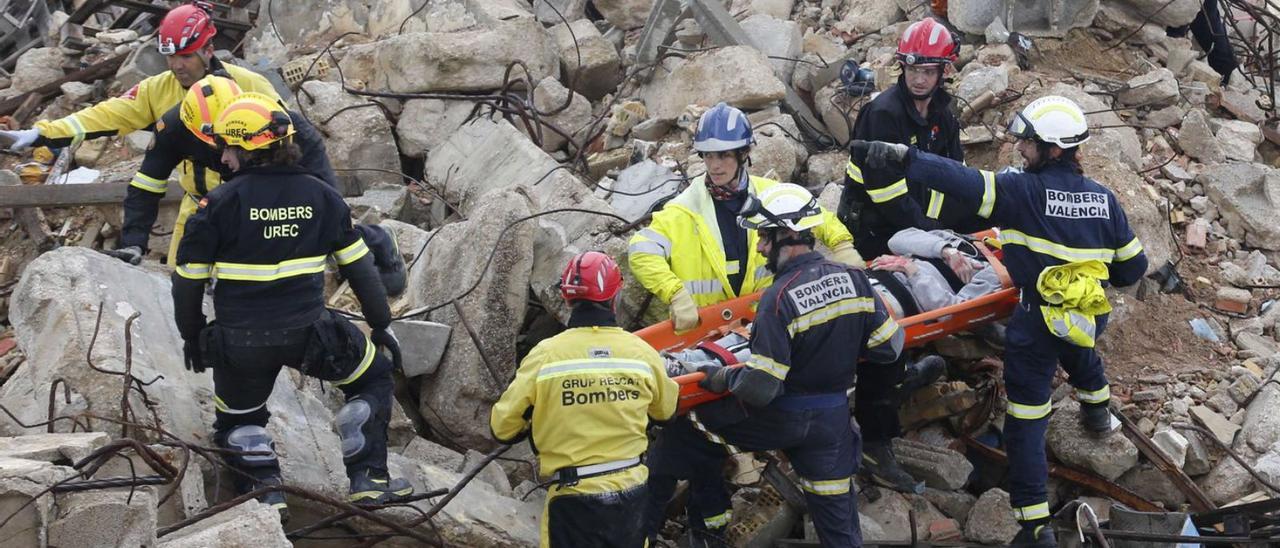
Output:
[638,229,1018,414]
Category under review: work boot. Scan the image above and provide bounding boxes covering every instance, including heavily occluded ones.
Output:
[1010,522,1057,547]
[378,251,407,298]
[901,355,946,393]
[349,468,414,505]
[861,440,924,494]
[228,467,288,523]
[1080,402,1120,435]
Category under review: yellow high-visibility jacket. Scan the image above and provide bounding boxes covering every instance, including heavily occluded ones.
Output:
[490,325,678,545]
[34,60,279,263]
[628,175,854,307]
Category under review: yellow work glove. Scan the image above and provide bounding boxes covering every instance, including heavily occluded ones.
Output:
[670,288,701,333]
[831,241,865,268]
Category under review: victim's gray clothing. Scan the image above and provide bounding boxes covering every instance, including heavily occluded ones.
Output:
[877,228,1002,313]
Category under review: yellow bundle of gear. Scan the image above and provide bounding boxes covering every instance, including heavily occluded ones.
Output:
[1035,260,1111,348]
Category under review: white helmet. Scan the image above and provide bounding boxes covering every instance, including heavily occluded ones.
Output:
[737,183,825,232]
[1007,95,1090,149]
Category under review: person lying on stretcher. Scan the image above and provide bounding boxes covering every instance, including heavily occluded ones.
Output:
[866,227,1002,317]
[662,227,1003,379]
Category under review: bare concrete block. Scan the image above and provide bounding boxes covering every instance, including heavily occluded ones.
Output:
[157,499,289,548]
[893,438,973,491]
[0,432,110,464]
[49,489,157,547]
[0,457,77,548]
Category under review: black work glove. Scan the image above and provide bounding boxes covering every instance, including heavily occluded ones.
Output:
[371,328,403,371]
[102,246,143,265]
[849,140,910,169]
[697,365,729,393]
[183,339,205,373]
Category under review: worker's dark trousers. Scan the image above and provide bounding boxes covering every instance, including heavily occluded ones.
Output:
[548,483,649,547]
[655,396,864,547]
[210,314,396,478]
[642,416,734,542]
[1167,0,1238,81]
[853,355,906,444]
[1003,300,1110,523]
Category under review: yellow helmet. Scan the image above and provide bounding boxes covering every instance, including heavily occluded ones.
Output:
[212,92,295,151]
[181,75,243,146]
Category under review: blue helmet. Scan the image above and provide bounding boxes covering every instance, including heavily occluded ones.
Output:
[693,102,754,153]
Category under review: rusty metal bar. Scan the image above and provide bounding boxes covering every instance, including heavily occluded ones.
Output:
[961,435,1162,512]
[1115,409,1216,512]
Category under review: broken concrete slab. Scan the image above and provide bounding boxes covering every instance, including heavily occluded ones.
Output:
[594,0,655,30]
[1216,120,1264,162]
[1110,0,1200,28]
[604,160,682,221]
[749,114,804,181]
[407,189,536,450]
[955,64,1010,105]
[835,0,904,34]
[536,0,588,23]
[1045,83,1142,170]
[1180,109,1227,164]
[640,46,786,121]
[5,248,213,441]
[552,19,622,101]
[923,488,977,528]
[1047,400,1138,480]
[337,21,558,93]
[1199,163,1280,251]
[741,14,803,85]
[266,369,349,500]
[463,448,513,495]
[346,185,409,224]
[1151,428,1189,469]
[49,489,157,547]
[0,433,109,465]
[1199,449,1255,505]
[948,0,1099,38]
[157,499,290,548]
[396,99,477,159]
[893,438,973,491]
[858,490,940,540]
[964,488,1021,544]
[356,453,541,546]
[1117,463,1187,509]
[89,445,208,527]
[1242,372,1280,453]
[423,119,642,326]
[390,320,452,378]
[296,81,399,188]
[12,47,66,93]
[1119,67,1178,108]
[0,457,77,548]
[1221,88,1268,124]
[400,436,466,471]
[1191,404,1241,446]
[521,77,594,153]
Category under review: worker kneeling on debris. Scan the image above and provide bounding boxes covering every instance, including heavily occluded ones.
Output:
[170,95,412,520]
[676,183,904,547]
[851,95,1148,548]
[490,251,679,547]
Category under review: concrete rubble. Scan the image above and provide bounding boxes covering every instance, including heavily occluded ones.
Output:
[3,0,1280,543]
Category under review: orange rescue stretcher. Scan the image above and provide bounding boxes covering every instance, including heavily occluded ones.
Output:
[635,230,1018,414]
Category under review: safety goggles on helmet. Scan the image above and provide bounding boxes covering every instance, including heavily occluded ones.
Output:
[157,3,217,56]
[736,192,822,231]
[1006,111,1090,145]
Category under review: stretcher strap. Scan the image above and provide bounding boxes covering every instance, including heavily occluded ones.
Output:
[695,340,739,366]
[975,237,1013,288]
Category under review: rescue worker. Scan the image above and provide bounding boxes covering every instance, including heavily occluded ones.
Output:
[171,95,413,519]
[851,95,1148,547]
[115,76,405,294]
[490,251,679,547]
[682,182,904,546]
[631,102,861,544]
[835,17,982,492]
[0,2,279,264]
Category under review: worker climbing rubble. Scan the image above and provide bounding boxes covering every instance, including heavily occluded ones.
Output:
[852,94,1148,547]
[171,95,413,518]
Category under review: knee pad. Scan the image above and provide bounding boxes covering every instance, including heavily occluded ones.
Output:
[336,397,373,463]
[222,424,279,469]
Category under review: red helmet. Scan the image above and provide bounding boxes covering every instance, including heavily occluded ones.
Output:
[896,18,958,66]
[157,3,217,56]
[559,251,623,304]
